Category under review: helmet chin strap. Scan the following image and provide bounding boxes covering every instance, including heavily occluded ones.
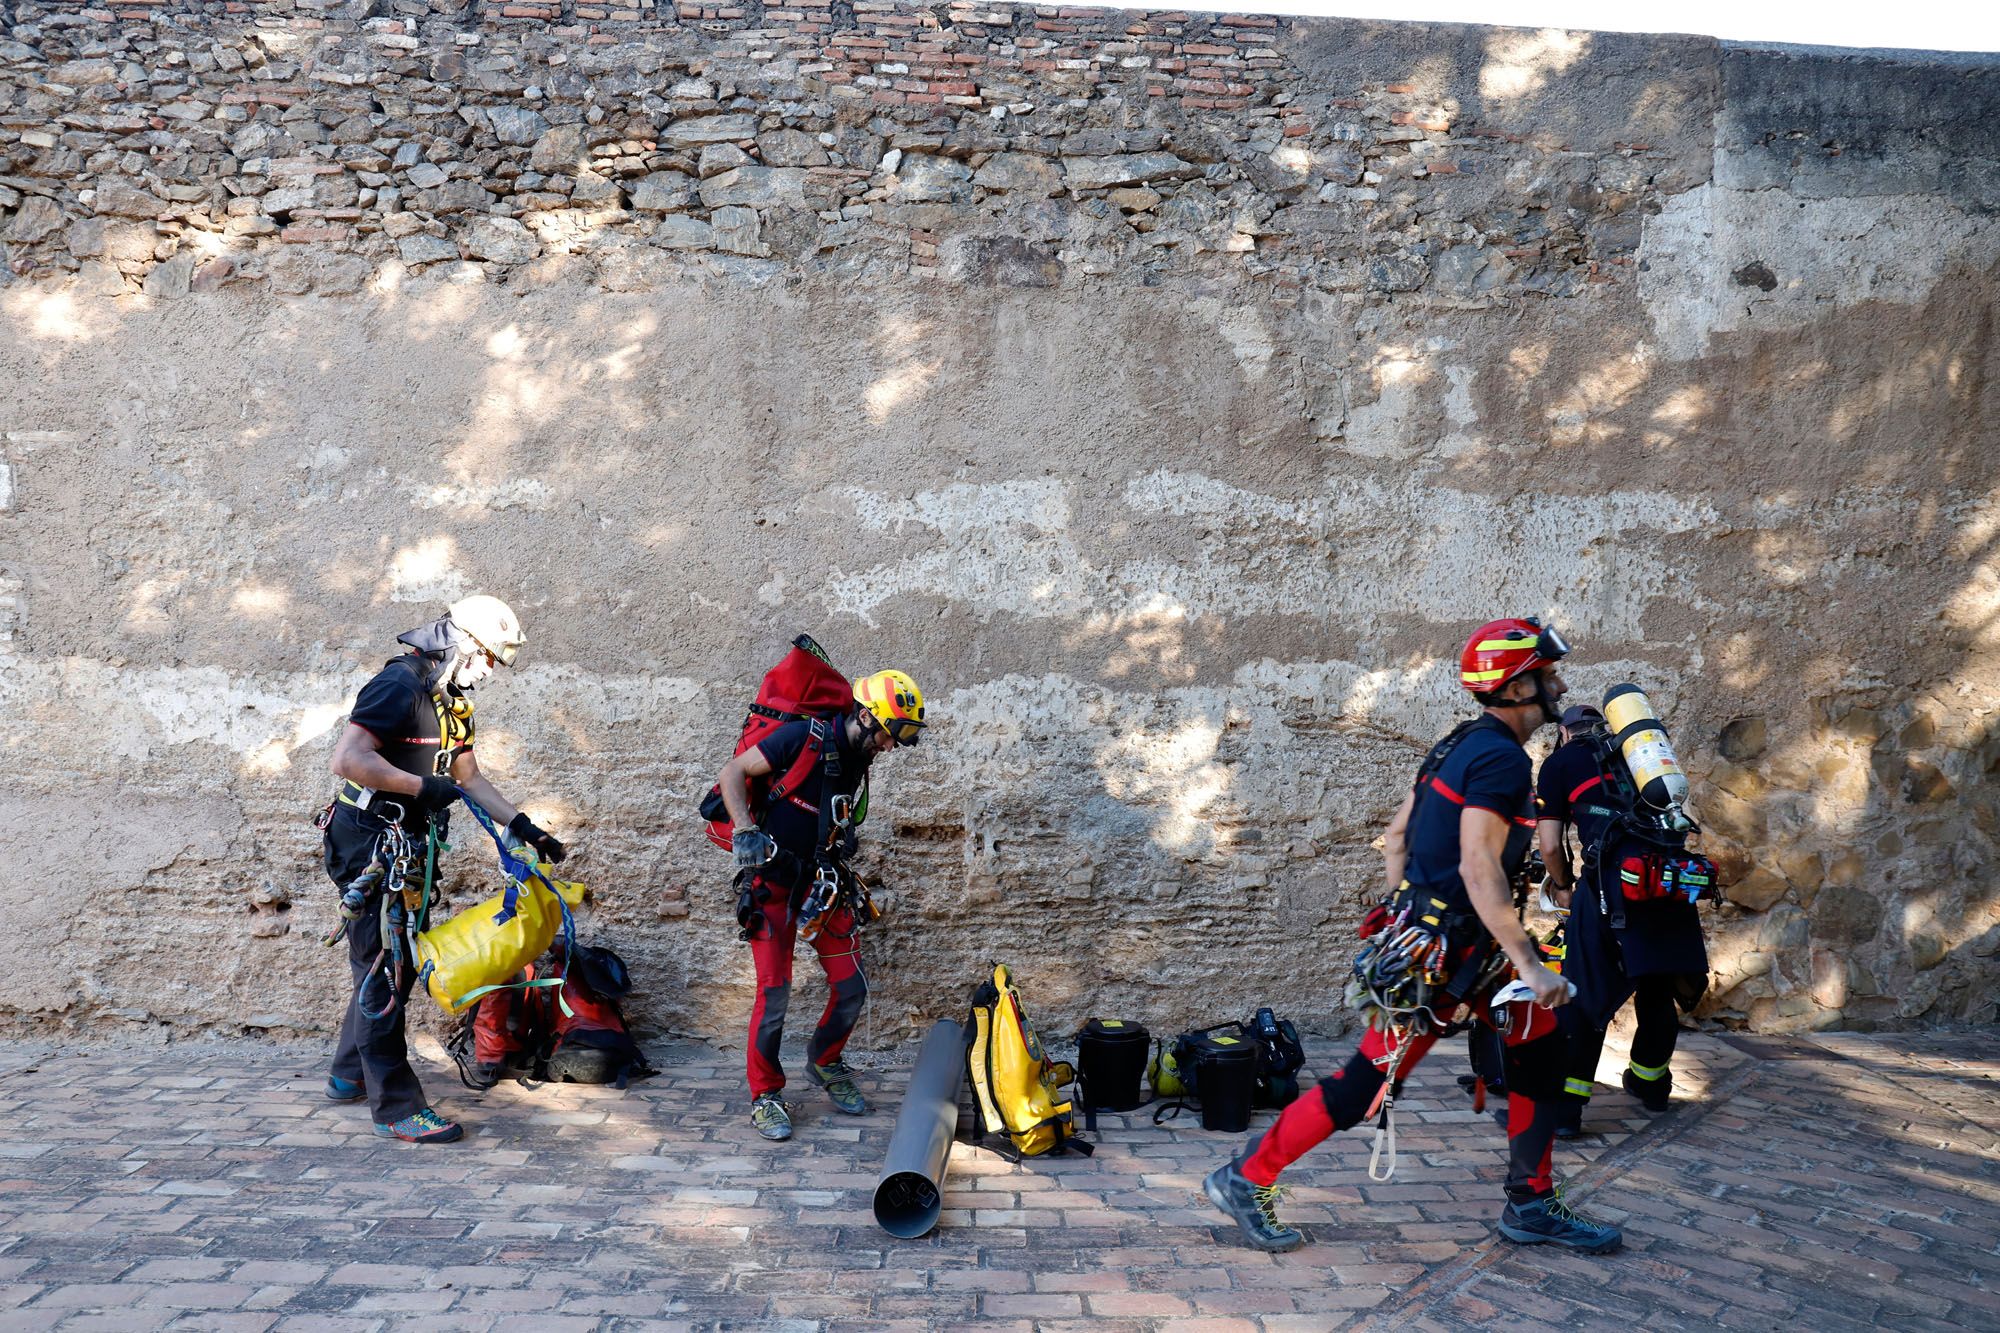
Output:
[1486,672,1561,726]
[1529,671,1561,726]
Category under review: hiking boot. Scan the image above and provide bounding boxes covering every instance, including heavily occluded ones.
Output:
[325,1075,364,1102]
[1623,1066,1672,1112]
[808,1060,868,1115]
[1203,1158,1305,1253]
[751,1093,793,1141]
[1498,1192,1623,1253]
[374,1108,463,1143]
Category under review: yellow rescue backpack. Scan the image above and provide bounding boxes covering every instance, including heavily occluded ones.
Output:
[965,964,1092,1158]
[415,861,586,1014]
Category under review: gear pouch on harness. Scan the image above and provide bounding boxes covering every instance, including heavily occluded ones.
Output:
[1618,852,1715,905]
[697,634,860,849]
[1347,884,1491,1033]
[965,963,1091,1158]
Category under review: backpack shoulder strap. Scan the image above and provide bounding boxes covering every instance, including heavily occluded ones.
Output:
[1408,717,1486,818]
[767,718,831,806]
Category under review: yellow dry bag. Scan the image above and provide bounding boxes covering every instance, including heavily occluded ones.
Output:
[965,963,1089,1158]
[414,864,585,1014]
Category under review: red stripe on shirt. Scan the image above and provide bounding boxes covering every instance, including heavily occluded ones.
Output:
[1568,775,1602,803]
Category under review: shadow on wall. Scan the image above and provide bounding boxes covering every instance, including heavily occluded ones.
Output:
[1,146,1997,1043]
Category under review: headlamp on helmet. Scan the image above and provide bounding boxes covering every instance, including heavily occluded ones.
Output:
[1459,617,1568,700]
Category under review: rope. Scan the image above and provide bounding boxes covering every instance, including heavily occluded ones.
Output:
[449,789,577,1018]
[1366,1021,1419,1182]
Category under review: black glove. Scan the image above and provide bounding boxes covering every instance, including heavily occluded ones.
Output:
[414,774,459,812]
[732,828,777,870]
[508,812,567,864]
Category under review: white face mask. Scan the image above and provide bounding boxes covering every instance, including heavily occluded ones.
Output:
[451,652,495,691]
[447,626,496,691]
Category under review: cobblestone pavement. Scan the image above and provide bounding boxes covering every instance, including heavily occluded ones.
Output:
[2,1025,1996,1331]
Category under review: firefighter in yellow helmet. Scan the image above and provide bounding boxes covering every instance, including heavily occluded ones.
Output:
[717,667,926,1141]
[318,594,571,1143]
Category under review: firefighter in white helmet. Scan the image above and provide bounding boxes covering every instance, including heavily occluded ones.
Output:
[316,594,569,1143]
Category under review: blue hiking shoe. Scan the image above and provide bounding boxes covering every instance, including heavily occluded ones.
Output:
[374,1108,464,1143]
[1498,1192,1623,1253]
[325,1075,364,1102]
[808,1060,868,1115]
[1203,1158,1305,1253]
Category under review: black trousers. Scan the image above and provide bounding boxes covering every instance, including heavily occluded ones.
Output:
[1566,972,1682,1099]
[323,805,428,1124]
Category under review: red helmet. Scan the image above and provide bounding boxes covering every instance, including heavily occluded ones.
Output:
[1460,618,1569,697]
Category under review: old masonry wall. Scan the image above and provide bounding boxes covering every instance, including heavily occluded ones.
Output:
[1,0,1997,1049]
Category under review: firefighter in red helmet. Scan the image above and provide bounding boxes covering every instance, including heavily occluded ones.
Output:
[1203,618,1624,1256]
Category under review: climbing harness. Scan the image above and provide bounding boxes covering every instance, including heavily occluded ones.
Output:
[1350,888,1518,1182]
[349,806,438,1022]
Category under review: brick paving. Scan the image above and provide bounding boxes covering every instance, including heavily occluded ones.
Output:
[1,1025,1995,1331]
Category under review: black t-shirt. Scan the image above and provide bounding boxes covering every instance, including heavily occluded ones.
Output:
[1535,738,1619,854]
[755,715,871,859]
[1403,715,1535,901]
[348,653,468,780]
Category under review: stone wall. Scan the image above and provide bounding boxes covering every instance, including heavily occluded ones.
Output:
[1,0,1996,1048]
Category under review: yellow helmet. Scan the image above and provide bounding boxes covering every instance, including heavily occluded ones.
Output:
[853,669,926,746]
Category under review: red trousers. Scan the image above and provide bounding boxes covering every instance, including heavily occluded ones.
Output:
[745,887,866,1099]
[1242,996,1567,1203]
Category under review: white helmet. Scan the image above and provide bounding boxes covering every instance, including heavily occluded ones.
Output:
[447,594,524,667]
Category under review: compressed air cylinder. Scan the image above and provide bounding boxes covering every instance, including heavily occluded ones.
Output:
[1602,684,1690,816]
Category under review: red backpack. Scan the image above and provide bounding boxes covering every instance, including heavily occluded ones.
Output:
[697,634,857,850]
[449,963,551,1089]
[544,943,655,1088]
[448,946,656,1091]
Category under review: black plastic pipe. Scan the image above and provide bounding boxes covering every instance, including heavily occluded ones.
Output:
[872,1018,966,1238]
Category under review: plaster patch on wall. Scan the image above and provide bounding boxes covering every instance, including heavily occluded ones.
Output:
[827,471,1715,642]
[841,477,1070,535]
[0,659,369,763]
[827,479,1102,624]
[1638,185,2000,360]
[1121,470,1717,642]
[1337,346,1434,459]
[510,662,706,720]
[0,659,706,767]
[407,478,553,512]
[1216,302,1276,381]
[931,655,1682,861]
[1434,364,1486,456]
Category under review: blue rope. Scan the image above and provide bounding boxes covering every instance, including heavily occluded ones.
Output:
[446,788,577,1015]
